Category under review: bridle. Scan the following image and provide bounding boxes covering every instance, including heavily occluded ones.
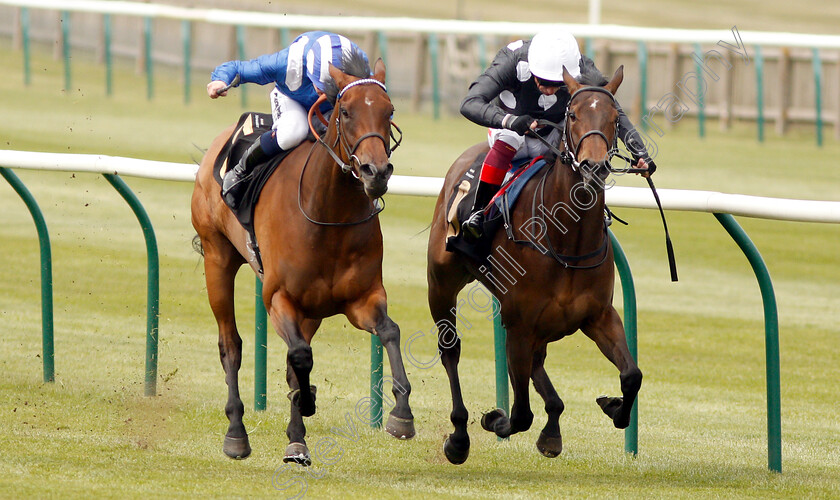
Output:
[307,78,402,179]
[529,86,646,176]
[522,85,678,280]
[298,78,402,227]
[561,86,620,173]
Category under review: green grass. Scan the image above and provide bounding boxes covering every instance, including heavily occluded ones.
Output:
[1,39,840,499]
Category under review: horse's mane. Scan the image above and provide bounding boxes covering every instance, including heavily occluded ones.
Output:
[324,47,372,105]
[577,65,608,87]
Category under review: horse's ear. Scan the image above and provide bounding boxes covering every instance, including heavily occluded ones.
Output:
[372,58,386,85]
[604,65,624,95]
[328,63,350,90]
[562,66,580,94]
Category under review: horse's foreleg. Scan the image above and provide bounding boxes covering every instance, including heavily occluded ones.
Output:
[345,293,415,440]
[481,330,534,438]
[268,295,317,464]
[582,306,642,429]
[202,240,250,459]
[427,280,470,464]
[531,346,565,458]
[282,318,320,467]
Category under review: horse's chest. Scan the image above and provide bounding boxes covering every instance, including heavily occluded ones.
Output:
[505,285,606,338]
[279,257,375,313]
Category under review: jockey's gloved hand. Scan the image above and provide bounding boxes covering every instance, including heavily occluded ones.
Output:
[506,114,535,136]
[633,157,656,176]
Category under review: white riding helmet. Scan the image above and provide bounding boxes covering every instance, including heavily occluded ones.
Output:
[528,30,582,82]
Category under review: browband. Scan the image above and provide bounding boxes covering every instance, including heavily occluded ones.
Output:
[337,78,387,100]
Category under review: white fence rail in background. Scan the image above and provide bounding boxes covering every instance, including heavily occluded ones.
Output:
[2,0,840,47]
[2,0,840,143]
[2,149,840,223]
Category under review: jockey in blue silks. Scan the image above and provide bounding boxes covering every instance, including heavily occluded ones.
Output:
[207,31,370,209]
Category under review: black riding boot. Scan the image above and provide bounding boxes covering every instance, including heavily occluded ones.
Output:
[222,141,269,209]
[462,180,500,242]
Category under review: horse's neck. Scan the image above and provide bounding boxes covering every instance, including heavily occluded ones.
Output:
[303,135,373,223]
[542,166,606,252]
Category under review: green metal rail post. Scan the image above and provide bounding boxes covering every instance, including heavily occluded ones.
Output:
[429,33,440,120]
[1,167,54,383]
[255,277,267,411]
[104,14,113,96]
[812,48,823,147]
[236,26,247,108]
[370,335,383,428]
[695,43,706,138]
[477,35,488,71]
[61,11,71,92]
[21,7,31,85]
[637,41,648,131]
[755,46,765,143]
[609,229,639,455]
[714,213,782,473]
[493,297,508,442]
[182,20,192,104]
[493,297,508,414]
[102,174,159,397]
[377,31,389,89]
[143,17,153,100]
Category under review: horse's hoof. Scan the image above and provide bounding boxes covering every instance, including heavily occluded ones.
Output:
[536,431,563,458]
[283,442,311,467]
[443,436,470,465]
[385,414,416,440]
[223,435,251,459]
[480,408,507,432]
[596,396,627,427]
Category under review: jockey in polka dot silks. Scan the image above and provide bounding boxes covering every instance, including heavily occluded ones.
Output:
[459,29,656,241]
[207,31,370,209]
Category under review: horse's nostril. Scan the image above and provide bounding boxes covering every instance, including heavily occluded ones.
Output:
[359,163,375,178]
[384,163,394,178]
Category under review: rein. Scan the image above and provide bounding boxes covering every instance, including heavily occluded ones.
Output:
[501,160,610,269]
[297,79,401,227]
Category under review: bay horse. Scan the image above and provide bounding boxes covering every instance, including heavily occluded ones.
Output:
[427,65,641,463]
[191,53,414,464]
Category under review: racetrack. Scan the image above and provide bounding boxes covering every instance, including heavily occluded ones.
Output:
[1,37,839,499]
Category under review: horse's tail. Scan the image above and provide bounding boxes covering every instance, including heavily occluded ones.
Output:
[192,234,204,257]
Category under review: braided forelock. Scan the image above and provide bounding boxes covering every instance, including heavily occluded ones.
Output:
[324,47,372,105]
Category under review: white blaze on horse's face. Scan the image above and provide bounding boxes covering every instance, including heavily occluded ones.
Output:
[365,97,374,106]
[590,98,599,110]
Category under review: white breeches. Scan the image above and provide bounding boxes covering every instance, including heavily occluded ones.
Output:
[270,87,310,150]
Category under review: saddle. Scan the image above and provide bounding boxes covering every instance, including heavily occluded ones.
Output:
[445,153,548,263]
[212,112,302,273]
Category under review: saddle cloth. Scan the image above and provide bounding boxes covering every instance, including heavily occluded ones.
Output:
[445,153,548,262]
[212,112,302,272]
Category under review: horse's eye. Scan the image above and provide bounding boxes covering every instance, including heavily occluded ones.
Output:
[341,107,350,118]
[569,111,577,121]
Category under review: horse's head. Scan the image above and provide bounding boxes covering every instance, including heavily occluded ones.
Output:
[328,58,395,199]
[561,65,624,190]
